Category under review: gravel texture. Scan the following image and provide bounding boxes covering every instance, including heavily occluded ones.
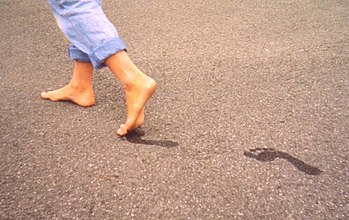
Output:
[1,0,348,219]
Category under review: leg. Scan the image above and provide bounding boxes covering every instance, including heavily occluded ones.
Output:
[47,0,155,135]
[105,51,157,136]
[47,0,126,69]
[41,60,96,107]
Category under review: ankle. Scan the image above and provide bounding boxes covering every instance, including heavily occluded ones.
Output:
[120,72,139,90]
[68,81,93,91]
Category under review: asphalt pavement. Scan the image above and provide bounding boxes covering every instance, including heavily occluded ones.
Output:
[1,0,348,219]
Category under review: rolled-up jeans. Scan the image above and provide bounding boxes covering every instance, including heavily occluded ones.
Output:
[47,0,127,69]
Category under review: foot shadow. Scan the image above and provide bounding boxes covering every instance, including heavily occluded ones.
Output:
[124,129,179,148]
[244,148,322,175]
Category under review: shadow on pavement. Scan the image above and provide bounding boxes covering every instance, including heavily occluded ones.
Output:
[244,148,322,175]
[125,129,179,148]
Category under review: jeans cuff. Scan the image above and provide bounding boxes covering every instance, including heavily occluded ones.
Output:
[68,45,91,63]
[92,37,127,69]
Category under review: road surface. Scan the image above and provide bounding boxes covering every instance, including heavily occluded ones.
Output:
[1,0,348,219]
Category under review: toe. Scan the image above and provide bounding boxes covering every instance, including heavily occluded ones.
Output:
[117,124,128,137]
[41,91,50,99]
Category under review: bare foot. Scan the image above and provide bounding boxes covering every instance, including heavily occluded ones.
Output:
[117,76,157,136]
[41,85,96,107]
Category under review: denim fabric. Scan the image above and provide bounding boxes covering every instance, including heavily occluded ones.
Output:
[48,0,127,69]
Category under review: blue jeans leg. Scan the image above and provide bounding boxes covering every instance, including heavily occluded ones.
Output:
[48,0,127,69]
